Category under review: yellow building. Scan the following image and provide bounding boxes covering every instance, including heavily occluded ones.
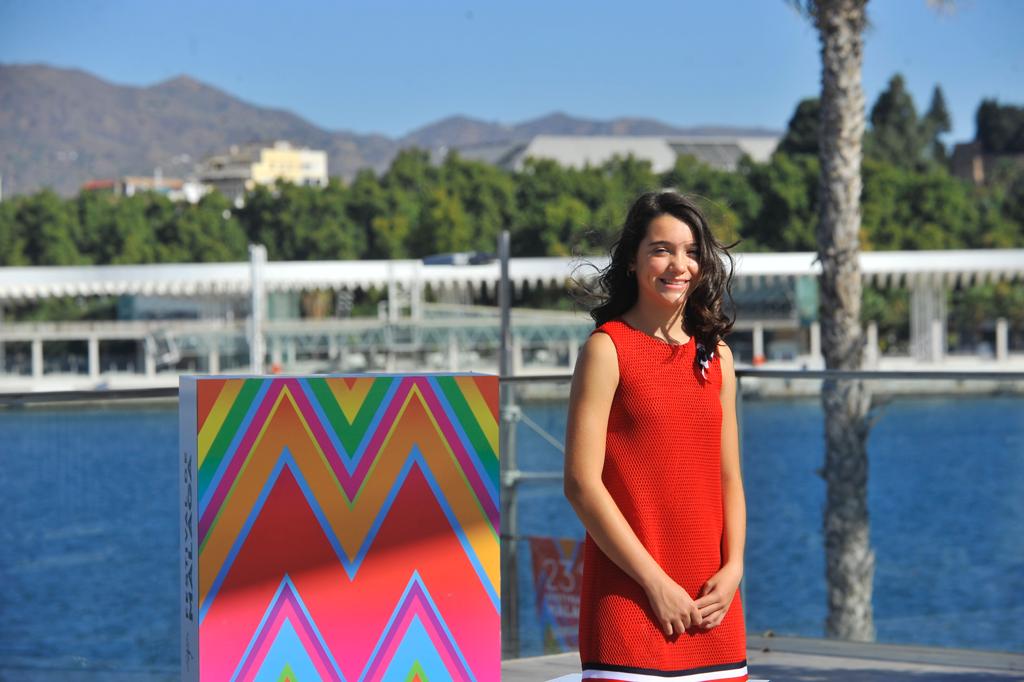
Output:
[199,140,328,204]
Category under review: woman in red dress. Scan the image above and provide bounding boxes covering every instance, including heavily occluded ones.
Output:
[564,190,748,681]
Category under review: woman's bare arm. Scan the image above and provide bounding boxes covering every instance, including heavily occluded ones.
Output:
[694,341,747,628]
[717,341,747,572]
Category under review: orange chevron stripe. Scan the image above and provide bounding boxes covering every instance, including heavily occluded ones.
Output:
[199,384,498,609]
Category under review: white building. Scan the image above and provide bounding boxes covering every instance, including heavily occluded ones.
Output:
[448,134,780,173]
[198,141,329,204]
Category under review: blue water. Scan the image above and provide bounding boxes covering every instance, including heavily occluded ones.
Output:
[0,394,1021,674]
[509,394,1024,656]
[0,407,180,675]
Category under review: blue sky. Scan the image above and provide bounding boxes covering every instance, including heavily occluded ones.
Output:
[1,0,1021,143]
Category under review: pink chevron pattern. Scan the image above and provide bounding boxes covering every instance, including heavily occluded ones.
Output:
[362,573,475,681]
[233,577,342,680]
[180,374,500,681]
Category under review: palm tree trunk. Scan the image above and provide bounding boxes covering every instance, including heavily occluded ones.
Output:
[813,0,876,642]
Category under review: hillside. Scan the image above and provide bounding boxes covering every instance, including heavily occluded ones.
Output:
[0,63,778,197]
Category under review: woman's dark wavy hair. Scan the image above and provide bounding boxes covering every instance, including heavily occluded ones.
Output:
[583,190,736,350]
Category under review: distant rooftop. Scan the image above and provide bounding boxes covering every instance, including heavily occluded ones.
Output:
[448,134,781,173]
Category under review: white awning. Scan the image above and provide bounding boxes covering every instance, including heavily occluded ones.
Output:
[0,250,1020,301]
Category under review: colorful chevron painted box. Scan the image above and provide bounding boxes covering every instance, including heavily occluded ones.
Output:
[179,374,501,681]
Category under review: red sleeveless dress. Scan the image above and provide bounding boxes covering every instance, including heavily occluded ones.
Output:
[578,319,748,681]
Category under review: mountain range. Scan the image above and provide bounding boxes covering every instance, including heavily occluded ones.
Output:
[0,63,779,197]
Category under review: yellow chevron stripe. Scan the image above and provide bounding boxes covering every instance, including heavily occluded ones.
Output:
[198,379,244,467]
[326,377,375,423]
[454,376,499,456]
[199,384,498,608]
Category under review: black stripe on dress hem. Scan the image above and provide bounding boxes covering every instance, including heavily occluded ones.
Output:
[581,659,748,677]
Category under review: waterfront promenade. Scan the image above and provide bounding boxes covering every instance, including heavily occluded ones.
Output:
[502,637,1024,681]
[3,638,1020,681]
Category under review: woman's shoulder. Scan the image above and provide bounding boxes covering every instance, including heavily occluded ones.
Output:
[573,326,621,390]
[711,339,735,387]
[712,337,737,368]
[584,324,619,359]
[590,318,628,335]
[714,339,734,365]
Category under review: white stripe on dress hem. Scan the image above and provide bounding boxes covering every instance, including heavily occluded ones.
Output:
[582,665,747,682]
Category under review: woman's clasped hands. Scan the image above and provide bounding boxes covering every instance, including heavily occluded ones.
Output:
[644,563,742,638]
[694,563,743,631]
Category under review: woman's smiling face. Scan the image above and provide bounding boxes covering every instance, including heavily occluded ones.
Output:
[630,213,700,310]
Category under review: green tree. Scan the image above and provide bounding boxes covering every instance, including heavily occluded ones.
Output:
[866,74,923,168]
[861,158,979,250]
[513,158,577,256]
[76,190,117,262]
[161,192,248,262]
[237,185,290,260]
[563,165,621,253]
[385,148,436,195]
[306,179,364,260]
[541,194,591,256]
[746,153,819,250]
[371,212,413,259]
[661,154,761,248]
[109,194,159,264]
[433,187,473,253]
[1004,170,1024,228]
[346,169,389,258]
[949,281,1024,350]
[974,192,1021,248]
[438,152,517,253]
[922,85,952,163]
[237,182,335,261]
[15,189,84,265]
[138,192,177,260]
[600,154,658,200]
[0,196,28,265]
[778,97,822,155]
[379,148,438,258]
[976,99,1024,154]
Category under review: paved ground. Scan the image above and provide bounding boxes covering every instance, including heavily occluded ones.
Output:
[501,636,1024,681]
[2,637,1019,681]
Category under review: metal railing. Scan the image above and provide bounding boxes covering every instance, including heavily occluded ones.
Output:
[494,367,1024,656]
[2,367,1022,668]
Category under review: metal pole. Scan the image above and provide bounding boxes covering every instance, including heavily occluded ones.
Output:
[0,302,5,373]
[736,374,747,623]
[31,337,43,379]
[88,336,100,381]
[497,230,520,657]
[499,231,511,379]
[996,317,1009,362]
[249,244,267,375]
